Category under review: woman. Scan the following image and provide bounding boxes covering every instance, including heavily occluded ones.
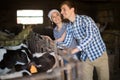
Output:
[48,9,81,61]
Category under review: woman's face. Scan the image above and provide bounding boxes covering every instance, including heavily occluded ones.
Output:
[51,12,62,24]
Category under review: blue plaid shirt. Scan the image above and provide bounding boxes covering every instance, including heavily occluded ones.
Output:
[58,15,106,61]
[54,23,77,49]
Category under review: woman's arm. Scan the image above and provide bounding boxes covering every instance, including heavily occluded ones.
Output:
[55,31,66,42]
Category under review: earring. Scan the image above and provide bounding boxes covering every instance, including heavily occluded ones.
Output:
[52,22,53,25]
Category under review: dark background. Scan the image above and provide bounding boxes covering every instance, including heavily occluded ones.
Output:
[0,0,120,36]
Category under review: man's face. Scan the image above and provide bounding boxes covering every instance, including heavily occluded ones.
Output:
[61,4,73,19]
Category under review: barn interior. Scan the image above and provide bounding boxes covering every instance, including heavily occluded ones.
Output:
[0,0,120,80]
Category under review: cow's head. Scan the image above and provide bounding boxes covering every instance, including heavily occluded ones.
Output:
[14,44,33,72]
[32,52,56,73]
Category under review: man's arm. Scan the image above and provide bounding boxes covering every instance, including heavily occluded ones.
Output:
[75,16,94,53]
[57,30,73,48]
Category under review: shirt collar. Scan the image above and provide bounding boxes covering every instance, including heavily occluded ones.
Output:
[70,14,78,25]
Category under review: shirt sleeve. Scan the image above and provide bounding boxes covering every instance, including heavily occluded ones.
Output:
[77,16,94,51]
[57,27,73,48]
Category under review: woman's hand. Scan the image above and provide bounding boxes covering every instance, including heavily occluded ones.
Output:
[71,48,80,54]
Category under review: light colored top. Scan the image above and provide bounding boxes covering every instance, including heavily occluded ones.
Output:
[53,23,77,49]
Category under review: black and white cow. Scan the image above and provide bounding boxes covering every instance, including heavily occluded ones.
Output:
[0,43,58,79]
[32,51,57,73]
[0,43,32,75]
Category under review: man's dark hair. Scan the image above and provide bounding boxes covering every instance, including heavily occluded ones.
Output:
[60,0,77,14]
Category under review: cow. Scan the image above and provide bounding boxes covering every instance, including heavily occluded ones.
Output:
[0,43,32,76]
[32,51,57,73]
[0,43,58,79]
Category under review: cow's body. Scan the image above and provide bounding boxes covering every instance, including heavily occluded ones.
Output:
[0,43,58,79]
[0,43,32,75]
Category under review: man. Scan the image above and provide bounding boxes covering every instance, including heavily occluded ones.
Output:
[58,0,109,80]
